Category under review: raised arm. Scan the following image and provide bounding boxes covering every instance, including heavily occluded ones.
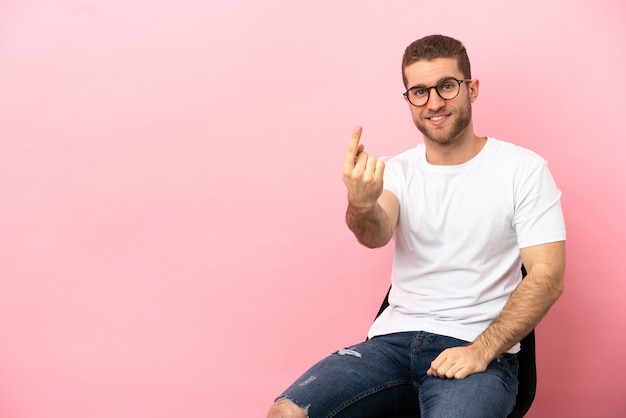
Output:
[342,126,399,248]
[428,240,566,379]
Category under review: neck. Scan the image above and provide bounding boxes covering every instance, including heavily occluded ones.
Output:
[424,126,486,166]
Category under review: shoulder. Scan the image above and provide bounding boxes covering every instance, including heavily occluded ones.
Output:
[383,145,423,170]
[486,138,547,171]
[488,138,544,161]
[380,146,423,196]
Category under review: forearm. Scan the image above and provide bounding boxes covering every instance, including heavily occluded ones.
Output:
[345,201,394,248]
[471,263,564,362]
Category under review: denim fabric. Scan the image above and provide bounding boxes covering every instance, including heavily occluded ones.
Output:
[275,331,518,418]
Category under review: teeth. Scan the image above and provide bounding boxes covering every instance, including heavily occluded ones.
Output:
[430,116,445,121]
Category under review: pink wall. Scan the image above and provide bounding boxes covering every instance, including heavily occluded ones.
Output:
[1,1,625,417]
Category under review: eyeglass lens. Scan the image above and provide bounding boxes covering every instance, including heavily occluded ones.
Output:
[406,78,462,106]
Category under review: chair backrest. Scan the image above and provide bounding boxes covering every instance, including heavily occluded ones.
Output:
[373,266,536,418]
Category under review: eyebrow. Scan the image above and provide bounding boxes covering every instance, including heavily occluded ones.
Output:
[407,76,459,90]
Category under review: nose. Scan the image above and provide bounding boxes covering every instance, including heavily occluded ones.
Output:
[426,87,445,110]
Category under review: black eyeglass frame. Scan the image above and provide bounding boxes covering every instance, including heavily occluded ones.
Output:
[403,77,472,107]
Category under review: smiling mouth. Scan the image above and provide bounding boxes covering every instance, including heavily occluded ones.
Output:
[426,114,450,123]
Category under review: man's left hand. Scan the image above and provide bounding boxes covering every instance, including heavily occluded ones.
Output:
[427,345,491,380]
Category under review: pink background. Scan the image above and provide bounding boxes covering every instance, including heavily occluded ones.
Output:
[1,1,625,417]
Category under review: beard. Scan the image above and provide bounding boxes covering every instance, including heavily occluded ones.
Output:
[414,98,472,144]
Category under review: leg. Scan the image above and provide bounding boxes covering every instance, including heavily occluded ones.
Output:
[267,398,307,418]
[418,351,518,417]
[268,333,421,418]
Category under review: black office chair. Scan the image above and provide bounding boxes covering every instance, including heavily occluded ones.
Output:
[374,266,536,418]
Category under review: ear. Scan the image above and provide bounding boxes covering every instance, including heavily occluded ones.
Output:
[469,79,479,103]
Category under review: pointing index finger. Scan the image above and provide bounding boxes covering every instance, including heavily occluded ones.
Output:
[344,125,363,168]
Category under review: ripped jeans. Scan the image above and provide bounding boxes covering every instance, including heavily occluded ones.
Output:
[275,331,518,418]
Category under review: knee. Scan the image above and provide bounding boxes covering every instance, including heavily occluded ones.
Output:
[267,398,307,418]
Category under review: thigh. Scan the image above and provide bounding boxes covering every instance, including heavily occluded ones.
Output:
[275,334,420,418]
[419,353,519,418]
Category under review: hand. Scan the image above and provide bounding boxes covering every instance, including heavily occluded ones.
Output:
[342,126,385,209]
[427,345,491,380]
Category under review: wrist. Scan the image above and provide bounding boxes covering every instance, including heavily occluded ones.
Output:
[469,338,499,364]
[347,199,377,213]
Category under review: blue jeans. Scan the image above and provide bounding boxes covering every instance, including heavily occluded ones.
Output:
[276,331,518,418]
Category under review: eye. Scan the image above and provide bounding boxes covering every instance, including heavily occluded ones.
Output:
[411,87,428,97]
[439,80,456,91]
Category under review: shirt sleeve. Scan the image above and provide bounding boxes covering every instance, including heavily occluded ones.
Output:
[382,156,403,205]
[513,160,566,248]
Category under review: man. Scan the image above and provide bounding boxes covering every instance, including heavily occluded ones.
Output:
[267,34,566,418]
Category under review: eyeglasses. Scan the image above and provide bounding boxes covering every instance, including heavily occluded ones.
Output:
[403,77,471,107]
